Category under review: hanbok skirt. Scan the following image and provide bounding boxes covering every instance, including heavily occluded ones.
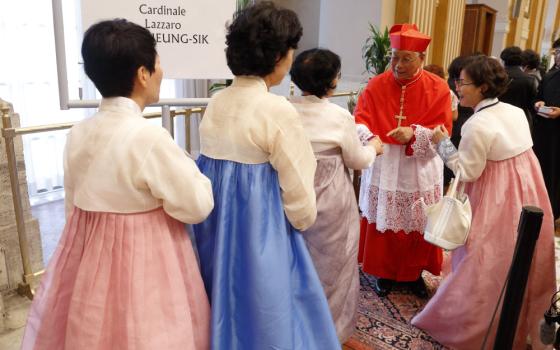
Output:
[193,155,339,350]
[21,207,210,350]
[412,150,556,349]
[303,149,359,342]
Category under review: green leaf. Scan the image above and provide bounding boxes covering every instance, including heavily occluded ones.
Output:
[362,24,390,75]
[236,0,252,11]
[209,83,227,94]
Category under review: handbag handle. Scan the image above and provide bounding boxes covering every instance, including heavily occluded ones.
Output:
[448,168,461,198]
[447,168,465,198]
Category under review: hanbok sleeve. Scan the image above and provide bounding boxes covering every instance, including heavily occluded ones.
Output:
[268,103,317,231]
[135,129,214,224]
[353,86,376,144]
[436,120,492,182]
[340,113,376,170]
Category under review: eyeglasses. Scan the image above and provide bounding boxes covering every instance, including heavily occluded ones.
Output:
[454,79,475,87]
[386,54,418,65]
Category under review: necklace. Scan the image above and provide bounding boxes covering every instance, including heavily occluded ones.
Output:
[475,100,499,113]
[393,71,423,127]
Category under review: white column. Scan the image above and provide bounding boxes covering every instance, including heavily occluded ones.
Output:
[444,0,466,69]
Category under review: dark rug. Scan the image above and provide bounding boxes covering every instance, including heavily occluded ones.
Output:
[344,268,448,350]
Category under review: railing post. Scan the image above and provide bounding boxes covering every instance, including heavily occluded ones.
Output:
[493,206,544,349]
[0,101,34,299]
[161,105,172,136]
[183,109,193,154]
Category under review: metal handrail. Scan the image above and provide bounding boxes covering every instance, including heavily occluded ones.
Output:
[1,110,182,137]
[2,92,357,136]
[0,104,205,299]
[331,91,359,98]
[0,90,357,299]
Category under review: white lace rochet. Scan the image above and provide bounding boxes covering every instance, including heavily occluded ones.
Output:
[359,125,443,233]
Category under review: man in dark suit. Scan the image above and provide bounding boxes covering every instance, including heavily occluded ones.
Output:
[533,38,560,227]
[499,46,537,130]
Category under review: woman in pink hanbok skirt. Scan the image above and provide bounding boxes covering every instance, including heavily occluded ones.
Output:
[411,56,556,349]
[21,19,213,350]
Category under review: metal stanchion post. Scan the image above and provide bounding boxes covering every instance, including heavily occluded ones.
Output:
[162,105,172,136]
[184,109,192,154]
[0,102,34,299]
[493,206,544,349]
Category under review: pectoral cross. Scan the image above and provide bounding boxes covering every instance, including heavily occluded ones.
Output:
[394,85,407,127]
[394,113,406,127]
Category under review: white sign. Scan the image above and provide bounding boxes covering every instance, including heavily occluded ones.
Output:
[81,1,235,79]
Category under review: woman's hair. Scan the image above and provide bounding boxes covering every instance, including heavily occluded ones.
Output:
[81,19,157,98]
[500,46,523,66]
[447,56,471,93]
[290,48,341,98]
[423,64,445,79]
[447,56,469,81]
[462,55,509,98]
[521,49,540,70]
[225,1,302,77]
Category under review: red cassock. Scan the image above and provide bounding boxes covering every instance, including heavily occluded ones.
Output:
[355,69,453,281]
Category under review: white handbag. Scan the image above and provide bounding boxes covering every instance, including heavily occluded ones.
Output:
[416,168,472,250]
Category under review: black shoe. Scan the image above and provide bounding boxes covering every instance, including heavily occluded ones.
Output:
[374,278,393,297]
[409,277,428,298]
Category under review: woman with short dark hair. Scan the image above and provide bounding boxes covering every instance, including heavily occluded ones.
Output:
[412,55,556,349]
[289,48,382,342]
[193,3,339,349]
[225,2,302,78]
[81,19,158,98]
[21,19,213,350]
[290,48,341,97]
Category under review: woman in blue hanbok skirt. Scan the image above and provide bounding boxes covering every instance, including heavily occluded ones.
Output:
[192,3,339,350]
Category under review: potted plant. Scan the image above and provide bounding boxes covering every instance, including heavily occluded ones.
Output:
[237,0,252,11]
[347,24,390,113]
[362,24,391,76]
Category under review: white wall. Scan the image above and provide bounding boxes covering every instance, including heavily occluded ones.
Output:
[270,0,395,95]
[272,0,322,52]
[264,0,397,104]
[318,1,378,82]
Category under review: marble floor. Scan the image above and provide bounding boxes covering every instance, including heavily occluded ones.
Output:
[1,200,560,349]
